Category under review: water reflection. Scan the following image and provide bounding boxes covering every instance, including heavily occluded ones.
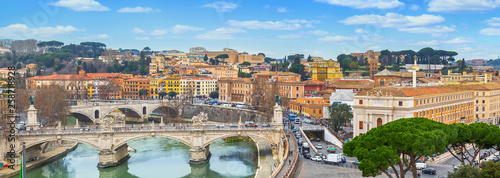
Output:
[25,137,257,178]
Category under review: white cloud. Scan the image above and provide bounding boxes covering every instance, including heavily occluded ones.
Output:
[277,7,288,13]
[314,0,404,9]
[52,0,109,11]
[227,19,319,30]
[134,37,150,40]
[317,35,357,42]
[410,5,419,10]
[132,27,146,35]
[428,0,500,13]
[78,34,111,40]
[484,17,500,27]
[431,33,449,38]
[117,7,160,13]
[277,34,308,39]
[441,37,474,44]
[169,25,204,34]
[0,24,81,38]
[479,28,500,36]
[414,40,439,46]
[339,13,444,28]
[195,27,246,40]
[398,25,456,33]
[354,28,367,34]
[305,30,329,35]
[151,29,167,36]
[203,1,239,12]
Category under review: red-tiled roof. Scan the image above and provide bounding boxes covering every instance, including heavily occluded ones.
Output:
[27,74,92,80]
[357,85,472,97]
[86,73,121,78]
[303,80,324,86]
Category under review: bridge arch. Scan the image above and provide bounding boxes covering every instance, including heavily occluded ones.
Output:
[145,104,179,118]
[17,137,101,153]
[70,112,94,123]
[113,134,193,150]
[100,106,143,121]
[202,132,274,148]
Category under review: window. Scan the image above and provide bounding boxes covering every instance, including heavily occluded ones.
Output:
[359,121,363,129]
[296,87,299,91]
[477,100,479,103]
[359,100,363,105]
[377,118,382,127]
[319,110,322,114]
[313,110,316,114]
[399,101,403,106]
[483,100,485,103]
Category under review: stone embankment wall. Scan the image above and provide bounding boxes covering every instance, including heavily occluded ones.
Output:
[182,105,271,123]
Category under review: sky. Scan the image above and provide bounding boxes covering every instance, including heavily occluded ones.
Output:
[1,0,500,60]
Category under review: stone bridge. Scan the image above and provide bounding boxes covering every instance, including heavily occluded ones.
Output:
[13,104,285,169]
[70,100,270,124]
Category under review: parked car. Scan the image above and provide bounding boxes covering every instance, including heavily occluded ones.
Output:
[422,168,436,175]
[80,126,91,131]
[215,124,224,128]
[327,145,337,153]
[311,155,322,162]
[352,160,361,165]
[262,123,271,127]
[316,144,323,149]
[230,124,238,127]
[244,121,257,127]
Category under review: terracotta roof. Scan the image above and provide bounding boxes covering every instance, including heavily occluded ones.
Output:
[27,74,92,80]
[400,72,426,78]
[124,78,150,82]
[302,80,324,86]
[329,80,374,89]
[374,69,397,76]
[357,85,472,97]
[86,73,121,78]
[462,83,500,90]
[417,78,440,83]
[252,71,300,77]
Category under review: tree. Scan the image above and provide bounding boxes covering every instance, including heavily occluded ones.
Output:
[293,56,301,65]
[447,164,480,178]
[240,61,251,66]
[143,47,151,51]
[167,91,177,99]
[34,84,70,126]
[204,54,208,61]
[349,62,359,69]
[446,123,500,166]
[215,54,229,62]
[479,161,500,178]
[344,117,450,178]
[159,91,167,100]
[209,91,219,99]
[139,89,149,99]
[307,55,313,62]
[327,103,353,133]
[417,47,434,71]
[258,53,265,57]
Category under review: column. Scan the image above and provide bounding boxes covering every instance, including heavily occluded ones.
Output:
[189,145,211,164]
[384,114,388,126]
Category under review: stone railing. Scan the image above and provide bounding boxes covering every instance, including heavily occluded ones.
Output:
[270,130,289,178]
[284,130,299,178]
[299,127,318,154]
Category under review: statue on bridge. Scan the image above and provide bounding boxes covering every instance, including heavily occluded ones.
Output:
[29,96,35,105]
[275,95,282,106]
[192,112,208,129]
[100,116,114,131]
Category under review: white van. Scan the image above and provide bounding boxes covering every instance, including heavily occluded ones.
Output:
[221,104,231,107]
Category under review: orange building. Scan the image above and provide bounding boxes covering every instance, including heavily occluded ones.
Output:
[218,78,305,104]
[252,71,301,82]
[123,78,150,99]
[289,97,329,118]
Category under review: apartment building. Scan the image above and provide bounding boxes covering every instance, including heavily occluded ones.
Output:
[150,78,163,99]
[252,71,301,82]
[26,73,93,99]
[180,77,217,96]
[352,86,475,137]
[237,52,265,64]
[289,97,329,118]
[123,78,150,99]
[309,59,343,81]
[218,78,304,104]
[463,83,500,124]
[211,68,238,79]
[164,76,181,94]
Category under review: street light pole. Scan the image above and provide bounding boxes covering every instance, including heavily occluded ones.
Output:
[22,141,26,178]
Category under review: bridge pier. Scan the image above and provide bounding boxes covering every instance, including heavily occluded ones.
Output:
[97,144,130,168]
[189,145,211,164]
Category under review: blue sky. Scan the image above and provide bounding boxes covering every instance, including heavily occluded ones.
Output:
[1,0,500,60]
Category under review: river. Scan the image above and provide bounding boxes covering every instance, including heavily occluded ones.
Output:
[25,138,257,178]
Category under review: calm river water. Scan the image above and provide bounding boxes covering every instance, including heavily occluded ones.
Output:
[25,138,257,178]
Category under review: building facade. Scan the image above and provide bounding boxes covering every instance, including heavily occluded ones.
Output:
[26,74,93,99]
[180,77,217,96]
[123,78,150,99]
[352,86,475,137]
[309,60,343,81]
[289,97,329,118]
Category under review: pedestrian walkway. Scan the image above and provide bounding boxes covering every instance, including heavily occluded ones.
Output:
[0,141,78,177]
[428,145,472,164]
[255,137,277,178]
[276,131,298,178]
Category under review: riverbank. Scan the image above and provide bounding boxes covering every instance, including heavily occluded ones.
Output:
[0,141,78,178]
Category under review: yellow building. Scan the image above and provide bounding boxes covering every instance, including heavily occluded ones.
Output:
[310,56,323,62]
[289,97,329,118]
[212,68,238,79]
[463,83,500,124]
[150,78,163,99]
[309,59,343,81]
[164,76,181,94]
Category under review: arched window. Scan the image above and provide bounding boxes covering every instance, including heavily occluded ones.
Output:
[143,107,147,115]
[95,110,100,119]
[377,118,382,127]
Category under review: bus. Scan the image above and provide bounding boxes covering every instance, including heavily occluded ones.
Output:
[302,143,311,154]
[288,114,297,121]
[244,121,257,127]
